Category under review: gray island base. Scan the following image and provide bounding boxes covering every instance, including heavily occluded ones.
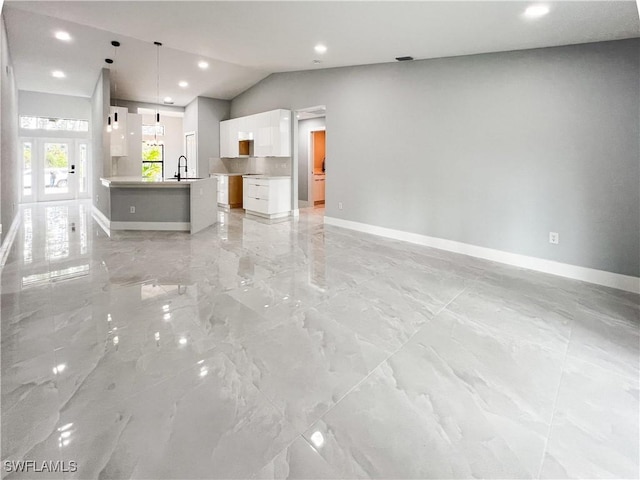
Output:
[100,177,217,234]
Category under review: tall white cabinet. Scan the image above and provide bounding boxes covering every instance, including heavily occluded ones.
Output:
[110,106,129,157]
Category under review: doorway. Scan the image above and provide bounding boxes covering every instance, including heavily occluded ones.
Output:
[294,106,326,210]
[310,130,326,206]
[21,138,89,203]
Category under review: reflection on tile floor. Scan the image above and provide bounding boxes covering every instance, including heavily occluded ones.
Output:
[1,201,638,479]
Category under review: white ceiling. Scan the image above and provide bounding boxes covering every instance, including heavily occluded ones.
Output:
[3,1,639,106]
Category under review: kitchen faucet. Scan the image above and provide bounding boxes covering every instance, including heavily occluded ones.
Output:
[174,155,188,181]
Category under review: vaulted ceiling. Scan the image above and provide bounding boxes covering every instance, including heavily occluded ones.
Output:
[3,1,639,106]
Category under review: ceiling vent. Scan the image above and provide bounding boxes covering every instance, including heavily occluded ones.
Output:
[395,56,414,62]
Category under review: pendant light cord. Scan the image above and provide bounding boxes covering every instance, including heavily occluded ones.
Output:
[154,41,162,145]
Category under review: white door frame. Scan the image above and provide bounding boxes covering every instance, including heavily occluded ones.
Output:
[21,137,87,203]
[184,131,197,177]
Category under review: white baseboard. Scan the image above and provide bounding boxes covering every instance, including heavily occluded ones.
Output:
[0,211,22,269]
[324,216,640,294]
[91,205,111,237]
[110,221,190,232]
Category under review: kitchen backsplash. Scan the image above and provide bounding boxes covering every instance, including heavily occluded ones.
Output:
[209,157,292,176]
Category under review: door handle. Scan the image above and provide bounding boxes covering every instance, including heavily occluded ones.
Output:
[69,164,76,174]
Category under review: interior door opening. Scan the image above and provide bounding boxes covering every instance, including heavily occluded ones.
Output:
[294,106,326,214]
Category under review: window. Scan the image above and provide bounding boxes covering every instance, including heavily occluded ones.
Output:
[142,143,164,181]
[20,116,88,132]
[142,124,165,136]
[22,142,32,198]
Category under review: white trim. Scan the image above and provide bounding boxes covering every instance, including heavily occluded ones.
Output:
[91,205,111,237]
[324,216,640,294]
[244,210,290,220]
[0,212,22,269]
[110,221,190,231]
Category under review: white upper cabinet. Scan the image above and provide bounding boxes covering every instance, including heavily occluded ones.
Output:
[254,112,271,157]
[220,109,291,158]
[275,109,291,157]
[237,115,255,141]
[110,106,129,157]
[220,118,239,158]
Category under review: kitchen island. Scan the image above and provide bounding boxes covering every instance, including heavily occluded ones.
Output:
[99,176,217,234]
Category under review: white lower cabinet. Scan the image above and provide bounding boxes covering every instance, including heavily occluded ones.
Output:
[242,177,291,219]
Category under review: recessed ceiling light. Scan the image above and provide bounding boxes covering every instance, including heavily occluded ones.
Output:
[51,70,65,78]
[164,96,172,102]
[55,31,71,41]
[314,44,327,54]
[524,4,550,18]
[198,61,209,69]
[178,81,188,88]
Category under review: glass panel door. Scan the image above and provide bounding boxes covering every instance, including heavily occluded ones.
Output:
[78,142,89,197]
[40,141,76,201]
[21,140,33,202]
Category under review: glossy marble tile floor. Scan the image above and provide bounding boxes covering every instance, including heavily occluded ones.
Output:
[2,201,638,479]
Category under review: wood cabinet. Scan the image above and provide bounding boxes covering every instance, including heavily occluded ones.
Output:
[110,106,129,157]
[216,174,243,208]
[243,176,291,219]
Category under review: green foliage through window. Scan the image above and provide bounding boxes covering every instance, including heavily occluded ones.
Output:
[142,143,163,181]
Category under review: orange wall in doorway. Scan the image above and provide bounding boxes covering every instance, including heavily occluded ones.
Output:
[313,131,325,173]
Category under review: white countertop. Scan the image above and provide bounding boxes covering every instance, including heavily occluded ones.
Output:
[101,176,208,188]
[210,173,245,177]
[242,175,292,180]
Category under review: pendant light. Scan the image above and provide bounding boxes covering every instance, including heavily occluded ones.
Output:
[105,57,113,132]
[111,41,121,130]
[154,41,162,125]
[150,41,162,147]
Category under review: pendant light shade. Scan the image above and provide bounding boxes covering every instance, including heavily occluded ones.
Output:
[154,41,162,126]
[112,41,120,130]
[106,40,121,132]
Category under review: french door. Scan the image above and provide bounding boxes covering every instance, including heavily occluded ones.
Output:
[21,138,90,203]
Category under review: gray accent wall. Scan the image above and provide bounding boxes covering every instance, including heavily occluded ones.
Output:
[183,96,230,177]
[1,13,18,244]
[196,97,230,176]
[91,68,110,218]
[110,187,189,223]
[231,39,640,277]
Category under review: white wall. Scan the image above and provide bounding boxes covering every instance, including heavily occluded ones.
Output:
[1,13,18,242]
[19,90,90,120]
[141,113,184,179]
[91,68,110,217]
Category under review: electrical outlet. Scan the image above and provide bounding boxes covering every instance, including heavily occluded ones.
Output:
[338,202,343,210]
[130,206,135,214]
[549,232,559,245]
